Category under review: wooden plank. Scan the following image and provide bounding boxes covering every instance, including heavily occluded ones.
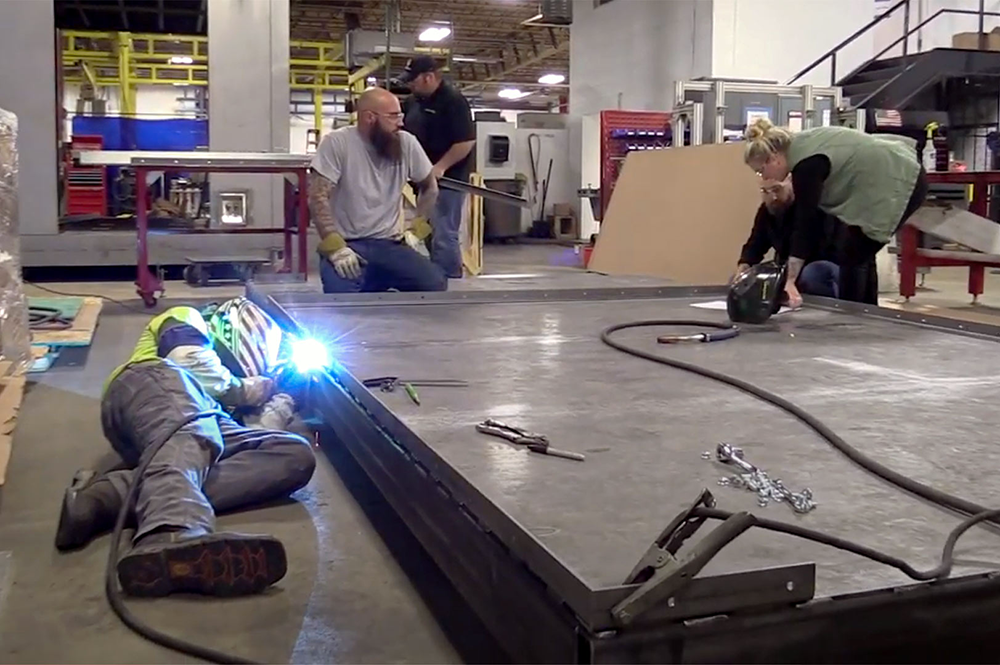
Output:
[907,205,1000,255]
[31,296,103,347]
[917,247,1000,263]
[0,374,26,486]
[28,296,84,318]
[589,143,761,284]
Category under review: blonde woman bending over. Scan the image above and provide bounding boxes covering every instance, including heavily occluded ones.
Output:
[743,118,927,306]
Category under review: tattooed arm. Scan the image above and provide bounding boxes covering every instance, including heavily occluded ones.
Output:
[307,171,343,250]
[414,172,439,220]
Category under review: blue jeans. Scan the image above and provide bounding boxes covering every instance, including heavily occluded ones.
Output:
[319,238,447,293]
[429,188,466,279]
[797,260,840,299]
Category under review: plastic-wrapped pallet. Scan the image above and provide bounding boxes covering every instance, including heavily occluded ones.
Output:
[0,108,32,376]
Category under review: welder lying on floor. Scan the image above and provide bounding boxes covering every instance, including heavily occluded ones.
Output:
[54,297,317,598]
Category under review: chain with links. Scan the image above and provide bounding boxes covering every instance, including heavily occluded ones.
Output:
[705,446,817,514]
[718,470,816,513]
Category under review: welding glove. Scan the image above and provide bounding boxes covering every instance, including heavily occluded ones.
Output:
[328,247,363,280]
[318,232,363,280]
[238,375,276,408]
[403,230,422,251]
[244,392,297,431]
[411,216,433,242]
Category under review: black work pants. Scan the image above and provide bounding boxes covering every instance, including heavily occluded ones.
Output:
[836,167,929,304]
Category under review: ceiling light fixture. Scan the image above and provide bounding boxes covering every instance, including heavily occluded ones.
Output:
[418,26,452,42]
[538,73,565,85]
[498,88,531,100]
[169,56,193,65]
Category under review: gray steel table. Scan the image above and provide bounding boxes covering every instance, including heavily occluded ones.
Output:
[250,280,1000,663]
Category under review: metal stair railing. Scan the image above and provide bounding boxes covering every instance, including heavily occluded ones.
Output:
[787,0,910,86]
[846,8,1000,109]
[787,0,997,88]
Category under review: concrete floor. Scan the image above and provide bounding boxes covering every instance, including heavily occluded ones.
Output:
[4,243,1000,663]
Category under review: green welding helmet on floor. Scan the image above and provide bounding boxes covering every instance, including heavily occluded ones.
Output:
[726,260,788,325]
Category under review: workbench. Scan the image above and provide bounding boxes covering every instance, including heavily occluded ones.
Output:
[75,151,312,307]
[900,170,1000,302]
[250,276,1000,663]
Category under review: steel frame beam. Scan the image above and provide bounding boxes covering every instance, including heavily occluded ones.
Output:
[249,282,1000,662]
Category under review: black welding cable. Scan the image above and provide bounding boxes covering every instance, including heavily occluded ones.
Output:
[600,320,998,523]
[693,506,1000,581]
[600,320,1000,582]
[28,305,73,330]
[105,410,259,665]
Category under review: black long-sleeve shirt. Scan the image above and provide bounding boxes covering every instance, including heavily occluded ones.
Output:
[788,154,832,262]
[739,195,838,267]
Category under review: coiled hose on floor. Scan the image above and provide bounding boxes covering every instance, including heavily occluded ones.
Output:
[29,305,73,330]
[600,320,1000,582]
[105,410,258,665]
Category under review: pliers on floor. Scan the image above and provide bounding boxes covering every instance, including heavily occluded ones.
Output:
[475,419,585,462]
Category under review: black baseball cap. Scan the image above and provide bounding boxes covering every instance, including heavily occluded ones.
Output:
[396,55,439,84]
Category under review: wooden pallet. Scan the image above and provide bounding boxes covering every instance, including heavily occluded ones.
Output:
[30,296,103,348]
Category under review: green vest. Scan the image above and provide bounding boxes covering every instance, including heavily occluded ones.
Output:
[102,306,210,396]
[785,126,920,244]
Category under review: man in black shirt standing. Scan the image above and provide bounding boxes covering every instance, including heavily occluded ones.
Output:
[736,176,840,298]
[398,56,477,279]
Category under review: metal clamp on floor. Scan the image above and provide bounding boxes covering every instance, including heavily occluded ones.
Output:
[611,489,755,626]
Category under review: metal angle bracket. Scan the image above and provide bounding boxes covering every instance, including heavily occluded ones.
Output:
[611,489,755,626]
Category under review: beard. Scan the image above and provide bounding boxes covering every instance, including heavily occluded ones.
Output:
[765,199,789,216]
[370,123,402,162]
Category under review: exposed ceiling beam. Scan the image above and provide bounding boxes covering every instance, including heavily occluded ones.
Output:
[70,5,201,17]
[484,39,568,82]
[73,0,90,27]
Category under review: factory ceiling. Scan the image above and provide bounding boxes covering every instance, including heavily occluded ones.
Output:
[53,0,571,90]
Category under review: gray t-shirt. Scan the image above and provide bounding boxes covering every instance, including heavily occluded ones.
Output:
[310,126,433,240]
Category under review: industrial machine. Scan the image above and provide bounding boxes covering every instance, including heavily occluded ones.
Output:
[474,115,522,241]
[671,79,843,147]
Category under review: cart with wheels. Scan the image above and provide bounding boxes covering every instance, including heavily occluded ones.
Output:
[72,151,311,307]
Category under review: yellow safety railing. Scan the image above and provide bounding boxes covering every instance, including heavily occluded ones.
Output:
[61,29,447,93]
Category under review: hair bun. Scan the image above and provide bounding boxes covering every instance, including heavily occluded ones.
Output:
[745,117,775,141]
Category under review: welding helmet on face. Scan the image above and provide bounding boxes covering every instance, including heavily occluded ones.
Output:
[206,297,285,377]
[726,260,788,325]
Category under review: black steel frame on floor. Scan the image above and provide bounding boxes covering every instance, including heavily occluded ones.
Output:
[249,282,1000,663]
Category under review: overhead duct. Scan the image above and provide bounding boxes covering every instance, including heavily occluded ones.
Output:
[344,29,417,68]
[522,0,572,27]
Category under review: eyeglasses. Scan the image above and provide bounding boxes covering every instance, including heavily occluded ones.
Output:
[364,110,404,120]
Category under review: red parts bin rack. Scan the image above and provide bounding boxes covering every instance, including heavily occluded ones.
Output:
[74,151,311,307]
[899,170,1000,303]
[599,110,672,222]
[65,135,108,216]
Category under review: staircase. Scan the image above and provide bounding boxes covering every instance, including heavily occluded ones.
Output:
[838,49,1000,110]
[789,0,1000,112]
